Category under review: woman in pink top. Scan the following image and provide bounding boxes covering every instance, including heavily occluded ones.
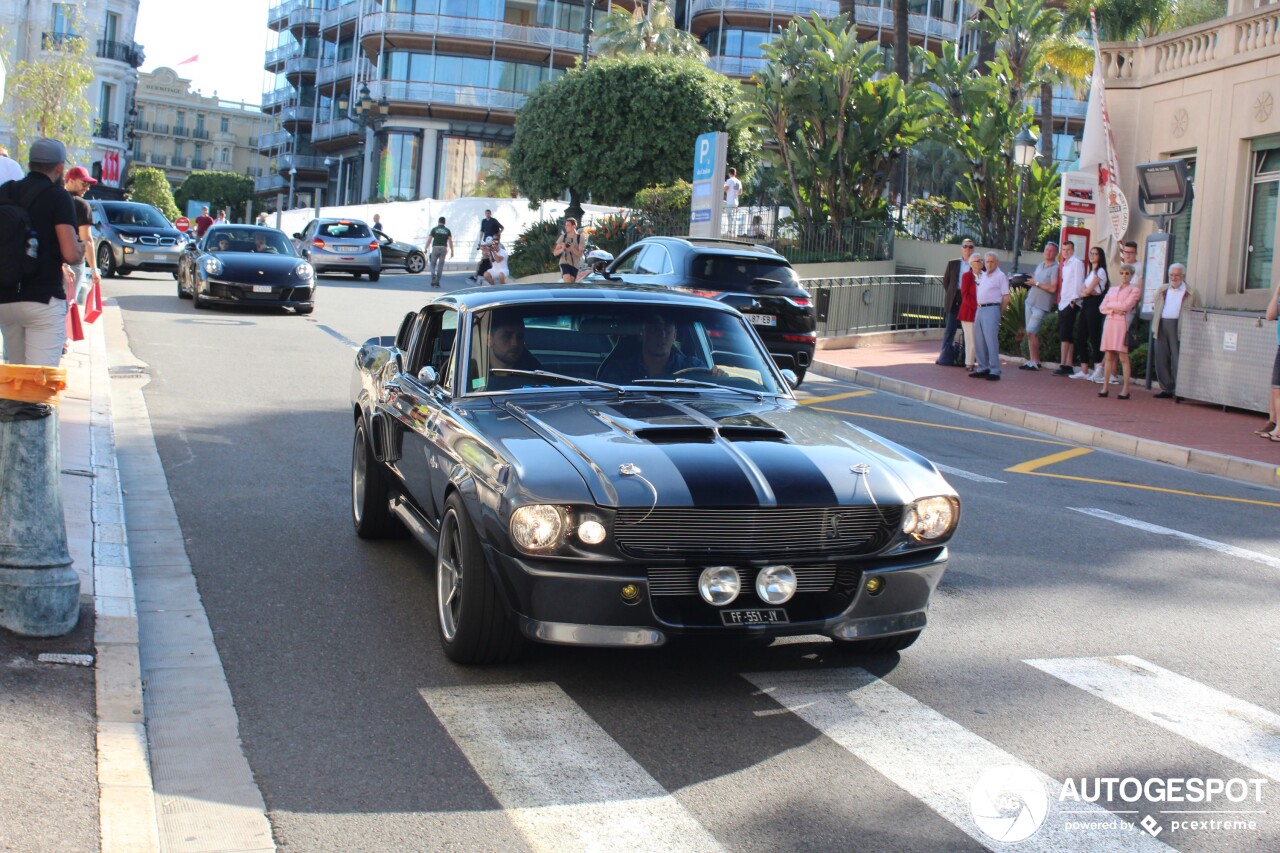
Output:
[958,254,981,371]
[1098,262,1142,398]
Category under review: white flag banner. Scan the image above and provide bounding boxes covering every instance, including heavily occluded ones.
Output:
[1078,10,1125,255]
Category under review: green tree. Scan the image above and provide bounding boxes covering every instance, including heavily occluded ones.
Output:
[128,167,181,221]
[3,9,94,156]
[595,2,707,59]
[1063,0,1173,40]
[509,54,756,217]
[737,13,938,228]
[1167,0,1228,32]
[175,171,258,220]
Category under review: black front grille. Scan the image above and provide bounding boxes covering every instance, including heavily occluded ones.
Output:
[614,506,901,559]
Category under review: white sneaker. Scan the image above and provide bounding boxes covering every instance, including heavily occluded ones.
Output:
[1109,376,1120,384]
[1069,371,1087,379]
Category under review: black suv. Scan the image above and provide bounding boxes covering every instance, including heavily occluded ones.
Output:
[592,237,816,384]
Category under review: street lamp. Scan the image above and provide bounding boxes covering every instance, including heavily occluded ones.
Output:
[349,83,389,203]
[1010,127,1039,271]
[287,164,297,211]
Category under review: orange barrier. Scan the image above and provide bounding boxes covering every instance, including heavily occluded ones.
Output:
[0,364,68,405]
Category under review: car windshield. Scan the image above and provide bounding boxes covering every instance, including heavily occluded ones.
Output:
[318,221,371,239]
[690,255,800,287]
[205,229,296,256]
[465,302,784,396]
[103,203,171,228]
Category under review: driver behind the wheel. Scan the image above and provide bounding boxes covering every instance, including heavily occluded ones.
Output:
[483,310,543,391]
[597,311,706,384]
[251,233,278,253]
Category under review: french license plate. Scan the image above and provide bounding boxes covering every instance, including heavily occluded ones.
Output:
[744,313,777,327]
[147,253,168,261]
[720,608,788,626]
[252,285,272,293]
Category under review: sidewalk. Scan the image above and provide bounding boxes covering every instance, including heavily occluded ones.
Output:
[812,339,1280,489]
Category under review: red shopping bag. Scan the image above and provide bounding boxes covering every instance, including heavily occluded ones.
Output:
[65,299,85,342]
[83,279,103,324]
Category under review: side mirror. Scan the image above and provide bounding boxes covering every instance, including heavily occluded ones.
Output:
[292,233,303,240]
[417,365,438,387]
[780,369,799,390]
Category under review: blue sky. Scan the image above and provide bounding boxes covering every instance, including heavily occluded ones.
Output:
[135,0,270,106]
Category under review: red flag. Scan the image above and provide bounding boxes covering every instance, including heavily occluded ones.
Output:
[176,54,198,66]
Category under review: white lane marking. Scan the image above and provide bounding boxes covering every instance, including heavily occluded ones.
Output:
[1069,508,1280,570]
[743,669,1172,852]
[934,463,1006,484]
[1025,655,1280,782]
[421,683,724,853]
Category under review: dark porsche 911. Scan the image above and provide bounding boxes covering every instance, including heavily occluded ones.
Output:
[350,285,959,664]
[177,225,316,314]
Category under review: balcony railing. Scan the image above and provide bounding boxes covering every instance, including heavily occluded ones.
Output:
[289,5,322,29]
[191,159,207,170]
[269,0,307,29]
[686,0,960,42]
[1101,4,1280,85]
[706,56,767,77]
[94,120,120,141]
[262,87,294,110]
[280,154,330,171]
[284,55,320,77]
[173,126,190,137]
[368,80,526,113]
[192,128,210,140]
[320,0,362,31]
[316,56,375,86]
[282,105,317,125]
[360,11,583,53]
[258,129,293,150]
[265,42,299,68]
[255,173,289,193]
[97,39,142,66]
[311,117,359,143]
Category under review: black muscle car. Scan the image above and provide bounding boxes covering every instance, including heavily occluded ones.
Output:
[350,284,959,664]
[178,225,316,314]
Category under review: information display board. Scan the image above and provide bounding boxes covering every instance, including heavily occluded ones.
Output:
[1141,233,1173,320]
[689,131,727,238]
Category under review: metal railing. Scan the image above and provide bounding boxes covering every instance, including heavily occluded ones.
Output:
[320,0,362,30]
[97,39,141,66]
[316,56,375,86]
[94,120,120,141]
[706,56,767,77]
[255,173,289,193]
[686,0,961,41]
[282,105,317,125]
[262,88,294,110]
[367,80,526,112]
[311,117,359,142]
[258,129,293,150]
[284,55,320,77]
[805,275,946,337]
[280,154,330,171]
[361,11,584,53]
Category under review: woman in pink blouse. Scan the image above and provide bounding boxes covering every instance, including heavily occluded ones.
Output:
[958,254,981,371]
[1098,262,1142,398]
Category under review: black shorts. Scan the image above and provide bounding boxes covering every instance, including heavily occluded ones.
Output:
[1272,347,1280,388]
[1057,303,1080,341]
[559,263,579,278]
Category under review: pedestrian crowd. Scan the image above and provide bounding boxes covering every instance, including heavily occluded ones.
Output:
[938,236,1210,404]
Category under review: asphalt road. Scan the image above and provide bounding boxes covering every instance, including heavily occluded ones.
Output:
[107,269,1280,853]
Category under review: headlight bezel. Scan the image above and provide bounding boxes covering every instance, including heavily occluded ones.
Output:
[118,234,137,244]
[203,256,223,276]
[901,495,959,542]
[294,262,314,279]
[508,504,612,555]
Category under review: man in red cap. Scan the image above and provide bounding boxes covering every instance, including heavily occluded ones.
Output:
[64,166,100,304]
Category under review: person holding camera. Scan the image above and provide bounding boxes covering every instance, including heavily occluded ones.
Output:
[553,218,586,283]
[483,238,510,285]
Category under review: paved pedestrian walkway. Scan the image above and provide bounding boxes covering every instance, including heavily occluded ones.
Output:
[4,326,1278,853]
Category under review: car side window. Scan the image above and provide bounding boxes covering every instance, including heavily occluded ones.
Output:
[633,245,663,275]
[612,247,644,274]
[435,309,459,393]
[648,245,674,275]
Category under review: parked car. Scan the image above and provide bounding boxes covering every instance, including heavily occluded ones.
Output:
[89,200,184,279]
[350,283,959,664]
[376,231,427,274]
[177,225,315,314]
[587,236,817,385]
[293,218,382,281]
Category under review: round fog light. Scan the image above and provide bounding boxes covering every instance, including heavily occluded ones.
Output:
[865,576,885,596]
[577,519,606,545]
[698,566,740,606]
[755,565,797,604]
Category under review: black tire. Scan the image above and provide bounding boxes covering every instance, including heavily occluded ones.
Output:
[833,630,921,654]
[97,243,115,278]
[436,494,524,664]
[351,420,401,539]
[406,252,426,274]
[296,304,314,315]
[793,367,806,387]
[352,272,362,280]
[192,284,208,309]
[368,270,381,282]
[177,274,190,299]
[117,268,131,277]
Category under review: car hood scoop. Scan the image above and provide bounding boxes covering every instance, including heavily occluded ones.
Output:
[497,396,927,509]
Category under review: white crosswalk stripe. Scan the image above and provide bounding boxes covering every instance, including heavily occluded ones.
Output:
[421,682,725,853]
[934,463,1006,484]
[1069,508,1280,569]
[1025,655,1280,782]
[742,668,1174,852]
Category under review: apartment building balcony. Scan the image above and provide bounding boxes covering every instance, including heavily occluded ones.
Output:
[706,55,767,77]
[41,31,83,51]
[317,56,376,87]
[97,39,144,67]
[366,80,526,122]
[282,105,317,129]
[264,41,299,72]
[268,0,306,32]
[320,0,363,37]
[358,11,584,61]
[255,173,289,194]
[288,4,322,32]
[686,0,960,44]
[279,154,330,174]
[94,120,120,141]
[284,54,320,81]
[311,117,360,148]
[191,128,210,140]
[262,87,294,112]
[258,129,293,152]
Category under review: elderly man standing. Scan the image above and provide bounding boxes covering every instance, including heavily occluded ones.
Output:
[969,252,1010,380]
[1151,263,1200,399]
[938,237,976,365]
[1020,241,1058,371]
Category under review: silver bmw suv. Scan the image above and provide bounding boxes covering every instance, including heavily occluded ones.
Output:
[90,200,184,278]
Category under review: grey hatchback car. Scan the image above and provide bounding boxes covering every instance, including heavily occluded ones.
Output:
[293,218,382,281]
[89,200,184,278]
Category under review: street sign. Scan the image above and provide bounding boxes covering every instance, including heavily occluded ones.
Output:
[174,216,190,232]
[1060,171,1097,216]
[689,131,727,238]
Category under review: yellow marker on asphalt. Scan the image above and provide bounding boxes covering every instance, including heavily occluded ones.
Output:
[799,390,874,405]
[816,408,1071,446]
[1005,447,1093,474]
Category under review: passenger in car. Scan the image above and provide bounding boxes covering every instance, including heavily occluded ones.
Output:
[597,312,706,384]
[484,310,543,391]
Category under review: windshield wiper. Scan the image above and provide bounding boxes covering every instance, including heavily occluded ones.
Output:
[489,369,626,393]
[628,378,763,401]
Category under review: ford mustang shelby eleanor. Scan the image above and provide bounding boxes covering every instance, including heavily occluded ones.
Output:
[350,284,959,663]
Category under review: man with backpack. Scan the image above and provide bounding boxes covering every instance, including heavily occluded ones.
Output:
[0,139,84,366]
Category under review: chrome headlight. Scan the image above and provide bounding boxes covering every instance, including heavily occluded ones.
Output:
[295,262,314,279]
[510,505,568,552]
[203,257,223,276]
[755,565,797,604]
[902,496,959,541]
[119,234,137,244]
[698,566,740,606]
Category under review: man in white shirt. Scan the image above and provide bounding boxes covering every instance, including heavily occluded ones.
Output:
[724,167,741,208]
[969,252,1010,380]
[1150,263,1200,398]
[1054,240,1086,375]
[0,145,23,187]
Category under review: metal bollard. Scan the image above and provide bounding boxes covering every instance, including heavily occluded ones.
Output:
[0,398,80,637]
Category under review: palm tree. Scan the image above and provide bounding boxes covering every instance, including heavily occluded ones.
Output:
[972,0,1092,159]
[1062,0,1174,41]
[594,1,708,60]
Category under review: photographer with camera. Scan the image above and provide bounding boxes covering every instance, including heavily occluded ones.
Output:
[553,217,586,283]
